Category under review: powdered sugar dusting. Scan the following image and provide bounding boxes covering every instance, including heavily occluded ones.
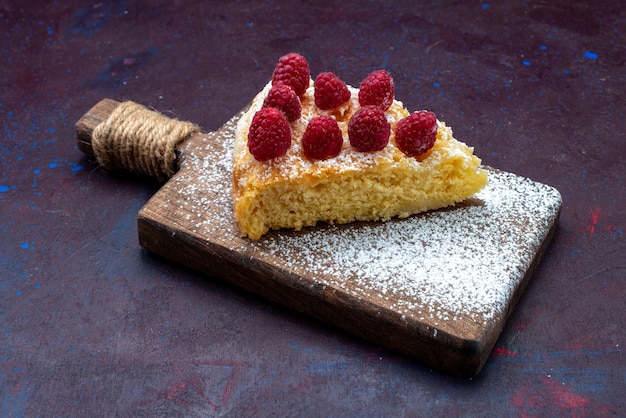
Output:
[174,113,561,334]
[259,175,560,327]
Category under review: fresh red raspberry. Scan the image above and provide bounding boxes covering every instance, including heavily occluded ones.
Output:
[358,69,395,110]
[314,72,351,110]
[348,105,390,152]
[271,53,310,97]
[301,116,343,160]
[395,111,438,157]
[262,84,301,122]
[247,107,292,161]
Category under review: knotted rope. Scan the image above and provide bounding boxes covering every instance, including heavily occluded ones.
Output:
[91,101,199,181]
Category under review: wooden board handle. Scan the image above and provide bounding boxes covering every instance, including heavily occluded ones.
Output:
[75,99,200,181]
[76,98,121,159]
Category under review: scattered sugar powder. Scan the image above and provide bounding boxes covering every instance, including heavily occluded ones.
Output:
[256,174,561,327]
[177,112,562,332]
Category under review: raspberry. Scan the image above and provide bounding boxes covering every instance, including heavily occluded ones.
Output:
[314,72,351,110]
[358,69,395,110]
[271,53,310,97]
[262,84,301,122]
[247,107,292,161]
[348,105,390,152]
[301,116,343,160]
[394,111,438,157]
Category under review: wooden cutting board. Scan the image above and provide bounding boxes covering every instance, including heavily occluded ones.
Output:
[76,99,562,377]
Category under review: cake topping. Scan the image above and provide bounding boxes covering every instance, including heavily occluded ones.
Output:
[348,105,391,152]
[314,72,351,110]
[251,54,441,162]
[395,110,438,157]
[271,53,311,97]
[358,69,395,111]
[262,84,302,123]
[247,107,292,161]
[301,116,344,160]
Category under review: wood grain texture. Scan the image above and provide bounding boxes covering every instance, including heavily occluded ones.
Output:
[75,98,120,159]
[77,99,561,377]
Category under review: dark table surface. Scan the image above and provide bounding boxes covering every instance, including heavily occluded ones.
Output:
[2,1,625,416]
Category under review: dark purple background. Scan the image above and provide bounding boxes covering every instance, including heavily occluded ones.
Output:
[1,1,624,416]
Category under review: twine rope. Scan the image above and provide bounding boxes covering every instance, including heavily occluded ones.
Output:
[91,101,199,181]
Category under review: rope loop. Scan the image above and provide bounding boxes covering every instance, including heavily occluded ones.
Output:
[91,101,199,181]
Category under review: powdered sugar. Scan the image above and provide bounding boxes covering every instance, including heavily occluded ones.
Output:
[257,173,560,329]
[176,113,561,336]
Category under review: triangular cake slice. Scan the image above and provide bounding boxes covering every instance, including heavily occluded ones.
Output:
[233,54,488,240]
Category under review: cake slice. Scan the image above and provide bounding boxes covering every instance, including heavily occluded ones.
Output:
[233,54,488,240]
